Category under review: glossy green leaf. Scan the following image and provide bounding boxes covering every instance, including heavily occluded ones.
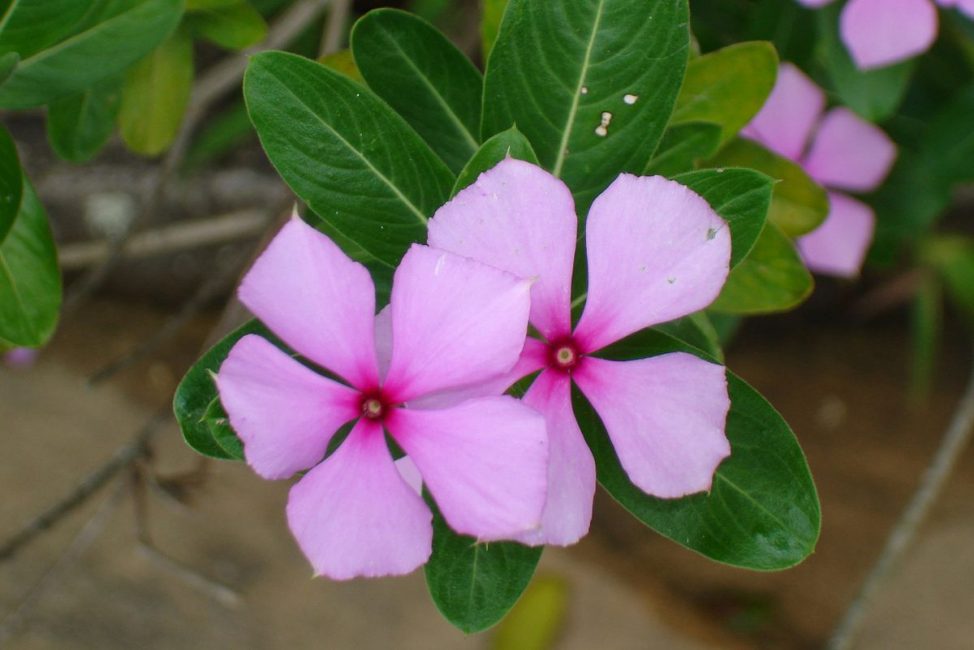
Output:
[483,0,689,212]
[710,138,828,237]
[118,28,194,156]
[425,502,542,633]
[0,51,18,87]
[491,574,568,650]
[710,222,812,315]
[187,2,267,51]
[46,77,121,163]
[203,396,245,459]
[481,0,508,64]
[452,126,538,196]
[0,0,184,109]
[654,311,723,363]
[173,319,272,460]
[817,3,913,121]
[643,121,722,176]
[579,329,820,570]
[352,9,482,174]
[0,124,23,243]
[674,167,773,269]
[0,179,61,348]
[671,42,778,145]
[244,51,453,275]
[187,0,239,8]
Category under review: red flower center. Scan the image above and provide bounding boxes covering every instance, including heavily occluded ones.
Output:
[359,390,391,421]
[548,337,582,374]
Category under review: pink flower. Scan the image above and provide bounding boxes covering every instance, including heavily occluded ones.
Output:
[427,159,733,546]
[742,63,897,277]
[3,347,38,369]
[216,216,548,580]
[799,0,974,70]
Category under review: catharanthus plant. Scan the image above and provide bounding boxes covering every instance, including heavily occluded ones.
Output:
[216,216,548,580]
[742,63,897,277]
[427,159,733,546]
[799,0,974,69]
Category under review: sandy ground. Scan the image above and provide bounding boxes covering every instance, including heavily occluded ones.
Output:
[1,300,973,649]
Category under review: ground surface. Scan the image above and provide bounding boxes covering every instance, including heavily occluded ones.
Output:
[1,300,973,649]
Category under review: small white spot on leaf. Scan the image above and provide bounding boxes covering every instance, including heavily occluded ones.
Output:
[595,111,613,137]
[623,93,638,105]
[580,86,589,95]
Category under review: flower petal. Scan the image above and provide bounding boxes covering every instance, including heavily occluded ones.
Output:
[387,397,548,540]
[216,334,360,480]
[802,108,897,193]
[798,191,875,278]
[427,158,578,341]
[574,175,731,353]
[840,0,938,70]
[383,244,532,402]
[238,216,379,389]
[286,419,433,580]
[515,370,595,547]
[574,354,731,499]
[741,63,826,161]
[408,337,548,410]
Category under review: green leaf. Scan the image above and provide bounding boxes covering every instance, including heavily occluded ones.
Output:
[0,178,61,348]
[0,51,18,87]
[920,235,974,325]
[671,41,778,145]
[910,272,940,399]
[654,311,724,363]
[203,396,245,459]
[173,319,272,460]
[244,51,453,276]
[482,0,689,212]
[481,0,508,64]
[45,76,121,163]
[0,124,23,243]
[182,101,254,171]
[710,138,828,237]
[186,0,239,8]
[0,0,184,109]
[352,9,482,174]
[187,2,267,51]
[817,4,913,121]
[118,28,194,156]
[710,222,813,315]
[452,126,538,196]
[643,121,722,176]
[491,574,568,650]
[674,167,773,269]
[425,503,542,633]
[579,329,820,570]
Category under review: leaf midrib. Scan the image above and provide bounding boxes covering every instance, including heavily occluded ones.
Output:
[268,69,430,225]
[551,0,607,178]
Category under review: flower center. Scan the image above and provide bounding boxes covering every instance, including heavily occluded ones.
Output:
[549,338,581,374]
[361,398,384,419]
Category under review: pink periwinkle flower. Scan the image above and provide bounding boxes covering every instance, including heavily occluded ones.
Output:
[3,347,38,369]
[216,216,548,580]
[798,0,974,70]
[742,63,897,277]
[427,159,733,546]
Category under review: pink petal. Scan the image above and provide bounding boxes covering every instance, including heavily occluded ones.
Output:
[374,305,392,381]
[395,456,424,495]
[286,419,433,580]
[408,337,549,410]
[574,175,731,353]
[387,397,548,540]
[216,335,360,480]
[573,354,731,499]
[803,108,897,192]
[797,191,875,278]
[427,158,578,341]
[515,370,595,547]
[741,63,826,161]
[238,216,379,390]
[3,347,38,368]
[383,244,532,402]
[840,0,938,70]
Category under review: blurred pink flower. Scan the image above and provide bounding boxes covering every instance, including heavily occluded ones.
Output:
[799,0,974,70]
[216,217,548,580]
[742,63,897,277]
[3,347,38,369]
[428,159,733,546]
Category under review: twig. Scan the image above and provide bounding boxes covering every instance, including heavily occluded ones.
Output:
[62,0,330,315]
[0,480,128,645]
[320,0,351,57]
[58,209,270,270]
[828,346,974,650]
[0,410,167,564]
